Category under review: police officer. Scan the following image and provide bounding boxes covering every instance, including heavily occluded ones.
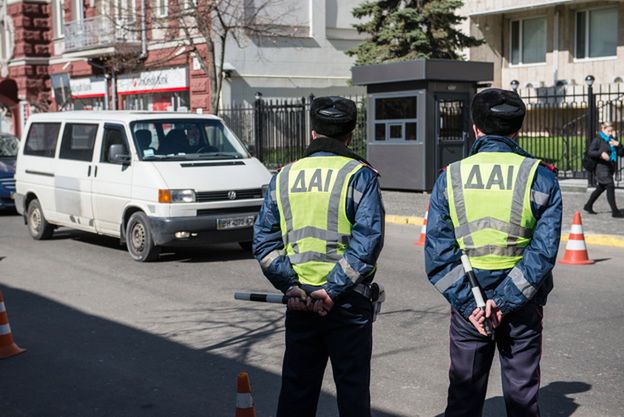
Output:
[425,89,563,417]
[253,96,385,417]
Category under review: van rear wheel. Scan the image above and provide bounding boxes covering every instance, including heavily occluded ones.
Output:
[27,199,54,240]
[126,212,160,262]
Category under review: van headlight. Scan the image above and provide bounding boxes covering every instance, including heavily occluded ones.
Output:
[261,184,269,198]
[158,189,196,203]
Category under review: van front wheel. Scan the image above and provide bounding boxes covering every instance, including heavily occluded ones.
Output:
[126,212,160,262]
[27,199,54,240]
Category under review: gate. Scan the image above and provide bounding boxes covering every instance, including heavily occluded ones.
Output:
[435,93,471,171]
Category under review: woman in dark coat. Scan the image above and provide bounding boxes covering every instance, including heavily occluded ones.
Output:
[584,122,624,217]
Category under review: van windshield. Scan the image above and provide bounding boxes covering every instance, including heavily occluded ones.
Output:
[0,134,18,157]
[130,119,250,161]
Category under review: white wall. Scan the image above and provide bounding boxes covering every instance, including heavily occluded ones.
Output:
[221,0,365,105]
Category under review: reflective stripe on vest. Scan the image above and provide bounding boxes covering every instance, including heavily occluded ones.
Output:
[276,156,363,286]
[447,152,539,270]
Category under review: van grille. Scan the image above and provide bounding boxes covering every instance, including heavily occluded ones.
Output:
[0,178,15,192]
[196,188,263,202]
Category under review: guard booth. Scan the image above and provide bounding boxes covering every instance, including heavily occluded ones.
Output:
[352,59,493,191]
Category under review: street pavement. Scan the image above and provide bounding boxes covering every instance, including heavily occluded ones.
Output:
[383,183,624,238]
[0,212,622,417]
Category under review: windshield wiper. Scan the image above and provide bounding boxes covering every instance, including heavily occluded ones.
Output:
[143,155,188,161]
[193,152,242,159]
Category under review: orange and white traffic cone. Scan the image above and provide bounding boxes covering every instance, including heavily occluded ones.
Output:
[235,372,256,417]
[416,200,429,247]
[560,211,594,265]
[0,290,26,359]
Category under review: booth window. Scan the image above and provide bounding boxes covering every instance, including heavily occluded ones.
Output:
[373,95,418,141]
[509,17,546,65]
[575,7,618,59]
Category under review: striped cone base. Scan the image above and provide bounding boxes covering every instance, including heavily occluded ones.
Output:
[0,291,26,359]
[416,201,429,247]
[235,372,256,417]
[560,211,594,265]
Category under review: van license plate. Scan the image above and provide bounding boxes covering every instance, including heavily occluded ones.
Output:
[217,215,255,230]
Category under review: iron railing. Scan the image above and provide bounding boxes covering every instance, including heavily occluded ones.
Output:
[220,95,367,170]
[517,84,624,184]
[64,16,140,52]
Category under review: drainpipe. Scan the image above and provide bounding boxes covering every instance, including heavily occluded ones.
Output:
[553,11,559,86]
[139,0,147,59]
[112,71,117,110]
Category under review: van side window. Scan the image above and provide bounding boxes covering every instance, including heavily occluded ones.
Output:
[24,123,61,157]
[101,126,129,163]
[59,123,98,162]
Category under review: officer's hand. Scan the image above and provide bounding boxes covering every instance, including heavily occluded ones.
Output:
[601,152,610,161]
[286,286,310,311]
[468,307,488,336]
[310,289,334,317]
[610,139,619,147]
[485,300,502,328]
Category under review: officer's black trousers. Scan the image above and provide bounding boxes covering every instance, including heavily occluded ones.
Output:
[445,303,543,417]
[276,291,373,417]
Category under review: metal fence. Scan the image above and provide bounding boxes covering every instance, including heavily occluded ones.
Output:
[517,84,624,183]
[220,95,367,170]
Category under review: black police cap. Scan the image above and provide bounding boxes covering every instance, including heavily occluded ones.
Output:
[471,88,526,136]
[311,96,357,138]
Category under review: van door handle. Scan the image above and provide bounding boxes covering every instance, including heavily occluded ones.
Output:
[87,165,91,177]
[94,166,98,177]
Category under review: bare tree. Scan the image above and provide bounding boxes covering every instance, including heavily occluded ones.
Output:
[106,0,297,113]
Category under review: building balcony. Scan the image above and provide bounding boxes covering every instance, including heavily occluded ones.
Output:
[63,15,141,58]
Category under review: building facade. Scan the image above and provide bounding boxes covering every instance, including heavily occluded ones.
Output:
[460,0,624,90]
[0,0,365,135]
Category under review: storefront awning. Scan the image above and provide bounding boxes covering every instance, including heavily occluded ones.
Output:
[469,0,574,16]
[0,78,18,108]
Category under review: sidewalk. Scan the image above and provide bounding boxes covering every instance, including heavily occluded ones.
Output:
[382,179,624,247]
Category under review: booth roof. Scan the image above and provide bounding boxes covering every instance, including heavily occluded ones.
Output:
[351,59,494,86]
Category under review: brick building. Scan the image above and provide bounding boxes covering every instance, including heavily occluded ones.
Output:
[0,0,366,136]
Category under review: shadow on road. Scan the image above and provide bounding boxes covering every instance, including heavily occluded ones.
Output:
[46,228,255,263]
[0,285,405,417]
[433,380,592,417]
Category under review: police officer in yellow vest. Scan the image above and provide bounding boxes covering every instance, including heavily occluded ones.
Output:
[425,89,563,417]
[253,96,385,417]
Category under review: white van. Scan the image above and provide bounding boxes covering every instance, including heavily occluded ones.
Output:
[14,111,272,261]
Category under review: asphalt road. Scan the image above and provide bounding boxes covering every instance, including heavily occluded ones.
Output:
[0,212,622,417]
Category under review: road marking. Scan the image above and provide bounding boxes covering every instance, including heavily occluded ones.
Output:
[385,215,624,248]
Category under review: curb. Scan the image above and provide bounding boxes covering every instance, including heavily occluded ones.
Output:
[385,215,624,248]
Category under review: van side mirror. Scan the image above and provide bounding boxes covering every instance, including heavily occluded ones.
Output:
[246,143,256,156]
[109,144,131,164]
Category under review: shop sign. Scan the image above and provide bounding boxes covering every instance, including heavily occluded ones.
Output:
[117,67,189,95]
[70,77,107,99]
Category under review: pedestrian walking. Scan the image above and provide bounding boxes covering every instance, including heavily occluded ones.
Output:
[584,122,624,217]
[425,89,563,417]
[253,96,385,417]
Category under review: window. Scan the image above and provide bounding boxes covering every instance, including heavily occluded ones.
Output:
[59,123,98,161]
[24,123,62,158]
[510,17,547,65]
[116,0,137,23]
[0,18,13,62]
[101,125,129,163]
[373,95,418,141]
[53,0,64,39]
[73,0,84,22]
[156,0,167,17]
[576,7,618,59]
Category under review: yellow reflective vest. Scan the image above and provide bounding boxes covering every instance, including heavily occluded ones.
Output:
[276,156,364,286]
[447,152,540,270]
